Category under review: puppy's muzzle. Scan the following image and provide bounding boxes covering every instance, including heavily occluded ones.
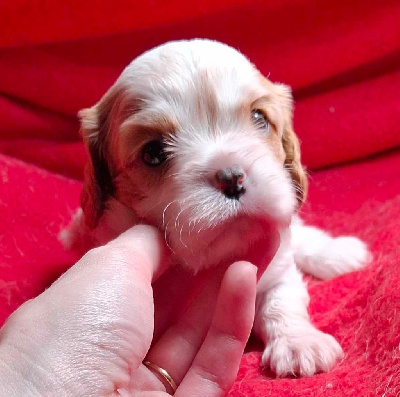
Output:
[215,164,246,200]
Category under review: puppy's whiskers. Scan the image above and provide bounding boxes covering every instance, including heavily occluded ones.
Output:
[174,203,189,249]
[162,200,175,228]
[160,200,178,253]
[163,219,176,254]
[174,205,186,230]
[179,224,188,249]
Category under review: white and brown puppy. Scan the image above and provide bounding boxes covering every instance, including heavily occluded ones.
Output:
[62,39,371,377]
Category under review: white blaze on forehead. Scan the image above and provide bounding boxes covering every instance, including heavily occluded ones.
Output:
[118,39,265,122]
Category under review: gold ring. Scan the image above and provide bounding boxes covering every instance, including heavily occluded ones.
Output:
[143,360,178,394]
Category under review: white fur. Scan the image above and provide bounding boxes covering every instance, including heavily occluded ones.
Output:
[291,217,372,279]
[106,40,297,271]
[62,39,372,377]
[254,225,361,377]
[254,220,370,376]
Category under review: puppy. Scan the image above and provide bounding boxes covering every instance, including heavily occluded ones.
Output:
[61,39,371,377]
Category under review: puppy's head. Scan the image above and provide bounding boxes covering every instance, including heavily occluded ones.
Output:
[80,39,307,271]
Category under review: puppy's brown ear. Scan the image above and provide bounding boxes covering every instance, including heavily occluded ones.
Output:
[275,84,308,206]
[79,88,118,229]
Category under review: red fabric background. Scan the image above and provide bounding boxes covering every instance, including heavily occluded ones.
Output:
[0,1,399,395]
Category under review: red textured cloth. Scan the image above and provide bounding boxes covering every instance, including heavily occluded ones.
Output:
[0,1,399,395]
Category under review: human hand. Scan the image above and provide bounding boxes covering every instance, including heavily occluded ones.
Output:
[0,225,279,396]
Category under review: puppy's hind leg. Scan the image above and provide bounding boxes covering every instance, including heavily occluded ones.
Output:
[59,208,85,249]
[290,216,372,280]
[58,208,93,252]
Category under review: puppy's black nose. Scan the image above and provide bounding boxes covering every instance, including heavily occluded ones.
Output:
[215,165,246,200]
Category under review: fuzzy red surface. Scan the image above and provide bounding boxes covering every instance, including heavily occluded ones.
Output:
[1,148,399,396]
[0,1,399,395]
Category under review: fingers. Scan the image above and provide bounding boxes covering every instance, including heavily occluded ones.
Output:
[127,261,257,395]
[105,224,171,282]
[54,224,170,291]
[143,266,224,385]
[5,225,171,395]
[176,261,257,397]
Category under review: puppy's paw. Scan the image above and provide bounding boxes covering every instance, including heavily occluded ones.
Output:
[262,326,344,377]
[318,236,372,279]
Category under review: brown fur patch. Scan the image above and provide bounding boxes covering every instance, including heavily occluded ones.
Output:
[257,74,308,205]
[250,95,286,163]
[196,69,219,134]
[118,111,177,169]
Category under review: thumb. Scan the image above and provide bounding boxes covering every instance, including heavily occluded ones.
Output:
[0,225,170,396]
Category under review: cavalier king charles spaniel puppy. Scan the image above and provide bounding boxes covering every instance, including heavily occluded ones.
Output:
[62,39,371,377]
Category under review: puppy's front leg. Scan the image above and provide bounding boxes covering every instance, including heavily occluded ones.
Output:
[253,231,343,377]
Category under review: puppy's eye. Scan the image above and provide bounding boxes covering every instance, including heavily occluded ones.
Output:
[251,109,270,133]
[141,140,167,167]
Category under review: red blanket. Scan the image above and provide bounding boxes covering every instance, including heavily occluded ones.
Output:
[1,1,399,395]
